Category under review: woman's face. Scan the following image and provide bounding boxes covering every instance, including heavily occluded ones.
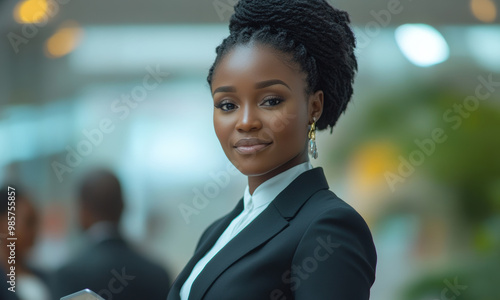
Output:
[211,43,323,177]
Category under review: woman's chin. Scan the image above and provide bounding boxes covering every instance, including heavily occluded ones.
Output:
[233,162,281,178]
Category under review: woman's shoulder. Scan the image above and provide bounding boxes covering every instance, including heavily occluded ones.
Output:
[293,189,377,281]
[300,189,368,226]
[294,189,376,253]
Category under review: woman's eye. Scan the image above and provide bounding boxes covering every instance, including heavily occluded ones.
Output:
[262,97,284,107]
[215,101,237,111]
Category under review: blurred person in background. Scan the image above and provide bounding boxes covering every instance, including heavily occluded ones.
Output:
[0,185,51,300]
[51,169,171,300]
[168,0,376,299]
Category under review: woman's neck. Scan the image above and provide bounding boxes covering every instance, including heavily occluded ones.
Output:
[247,149,309,195]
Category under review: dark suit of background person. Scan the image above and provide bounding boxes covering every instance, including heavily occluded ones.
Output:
[51,170,172,300]
[168,167,377,300]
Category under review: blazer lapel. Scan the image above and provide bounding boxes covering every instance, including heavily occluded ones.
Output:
[188,167,329,300]
[169,199,244,300]
[272,167,329,219]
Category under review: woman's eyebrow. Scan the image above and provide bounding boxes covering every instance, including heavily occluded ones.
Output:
[255,79,291,90]
[212,79,291,95]
[213,86,236,95]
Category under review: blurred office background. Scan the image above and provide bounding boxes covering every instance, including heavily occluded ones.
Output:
[1,0,499,299]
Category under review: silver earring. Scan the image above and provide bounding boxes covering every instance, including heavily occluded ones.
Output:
[308,118,318,159]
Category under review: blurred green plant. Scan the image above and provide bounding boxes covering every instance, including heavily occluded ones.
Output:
[334,77,500,299]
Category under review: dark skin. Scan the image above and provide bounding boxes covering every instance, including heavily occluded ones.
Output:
[211,43,324,194]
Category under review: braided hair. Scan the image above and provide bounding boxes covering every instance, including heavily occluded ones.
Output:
[207,0,357,132]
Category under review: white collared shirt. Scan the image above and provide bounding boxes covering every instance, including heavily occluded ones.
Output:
[180,161,313,300]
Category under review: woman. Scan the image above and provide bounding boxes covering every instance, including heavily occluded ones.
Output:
[168,0,377,299]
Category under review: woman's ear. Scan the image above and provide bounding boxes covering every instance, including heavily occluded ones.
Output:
[308,90,324,124]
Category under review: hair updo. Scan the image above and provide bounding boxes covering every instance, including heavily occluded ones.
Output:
[207,0,358,132]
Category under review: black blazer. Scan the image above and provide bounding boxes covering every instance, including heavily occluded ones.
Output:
[52,235,171,300]
[168,167,377,300]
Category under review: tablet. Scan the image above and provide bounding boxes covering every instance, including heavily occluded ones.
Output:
[60,289,104,300]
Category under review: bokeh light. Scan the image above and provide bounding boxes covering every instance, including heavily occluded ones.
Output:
[470,0,497,23]
[45,21,84,59]
[395,24,450,67]
[14,0,49,24]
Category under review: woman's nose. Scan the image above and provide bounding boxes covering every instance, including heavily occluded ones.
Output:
[235,104,262,132]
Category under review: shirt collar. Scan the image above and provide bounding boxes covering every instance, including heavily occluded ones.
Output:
[243,161,313,211]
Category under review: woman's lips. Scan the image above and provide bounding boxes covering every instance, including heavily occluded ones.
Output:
[234,143,272,154]
[233,138,273,155]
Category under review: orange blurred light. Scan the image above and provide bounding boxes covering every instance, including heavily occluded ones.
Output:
[45,21,83,59]
[345,140,400,225]
[14,0,49,24]
[470,0,497,23]
[349,141,400,191]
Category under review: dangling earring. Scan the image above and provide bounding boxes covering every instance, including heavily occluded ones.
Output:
[308,118,318,159]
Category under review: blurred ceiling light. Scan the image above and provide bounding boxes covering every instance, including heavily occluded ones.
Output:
[395,24,450,67]
[14,0,49,24]
[470,0,497,23]
[45,21,83,59]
